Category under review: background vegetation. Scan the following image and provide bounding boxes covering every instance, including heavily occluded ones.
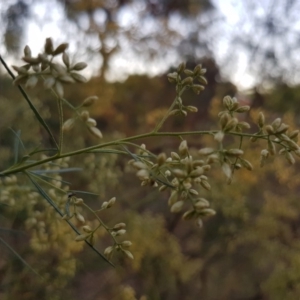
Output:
[1,1,300,299]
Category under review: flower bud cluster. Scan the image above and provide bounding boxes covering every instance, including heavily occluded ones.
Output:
[252,113,300,166]
[13,38,88,96]
[217,96,251,136]
[167,62,207,117]
[13,38,103,139]
[103,222,133,260]
[129,140,216,227]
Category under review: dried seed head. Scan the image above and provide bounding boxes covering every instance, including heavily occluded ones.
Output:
[82,96,98,107]
[226,149,244,157]
[184,69,194,76]
[62,52,70,67]
[88,126,103,138]
[121,241,132,248]
[192,84,205,94]
[74,198,84,205]
[198,148,215,156]
[202,165,211,171]
[237,121,251,130]
[219,112,231,129]
[75,213,85,223]
[170,200,184,213]
[24,45,32,57]
[71,72,88,83]
[44,38,54,55]
[53,43,69,56]
[165,170,171,177]
[221,162,232,179]
[75,233,90,242]
[38,53,49,64]
[86,118,97,127]
[235,106,250,113]
[157,153,167,166]
[13,75,28,85]
[177,62,186,73]
[290,141,300,151]
[261,149,269,158]
[172,169,187,178]
[62,118,75,132]
[12,65,29,75]
[199,208,216,216]
[113,223,126,230]
[182,209,195,220]
[132,161,147,169]
[214,131,224,143]
[58,75,75,84]
[223,96,233,109]
[168,190,178,206]
[186,105,198,113]
[240,158,253,171]
[267,140,276,155]
[104,246,114,260]
[193,64,202,75]
[23,56,40,64]
[286,152,295,165]
[189,168,204,178]
[276,123,289,134]
[191,162,203,171]
[136,169,149,180]
[54,81,64,98]
[73,62,87,71]
[178,140,188,156]
[82,225,92,233]
[289,130,299,141]
[115,229,126,236]
[196,76,207,85]
[101,201,108,209]
[200,180,211,191]
[271,118,282,130]
[194,198,210,210]
[167,72,178,83]
[159,185,168,192]
[51,63,66,75]
[123,249,134,260]
[80,110,89,121]
[258,112,265,127]
[189,189,199,195]
[223,118,238,132]
[171,152,180,160]
[265,125,275,135]
[182,76,194,86]
[207,154,219,164]
[107,197,116,208]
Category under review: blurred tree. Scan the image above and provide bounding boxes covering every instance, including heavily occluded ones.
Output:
[218,0,300,86]
[1,0,214,80]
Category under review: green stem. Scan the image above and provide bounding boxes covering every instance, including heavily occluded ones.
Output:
[0,55,58,149]
[0,131,269,176]
[153,87,186,133]
[83,204,119,244]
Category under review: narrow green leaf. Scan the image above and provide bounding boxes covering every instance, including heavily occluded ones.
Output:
[31,167,82,174]
[0,237,42,278]
[25,173,114,266]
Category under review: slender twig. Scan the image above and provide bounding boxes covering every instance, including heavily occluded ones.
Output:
[0,130,269,176]
[0,55,58,150]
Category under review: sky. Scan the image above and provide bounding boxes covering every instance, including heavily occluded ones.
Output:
[1,0,296,90]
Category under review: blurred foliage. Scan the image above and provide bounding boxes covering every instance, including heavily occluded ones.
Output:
[2,53,300,299]
[2,1,300,298]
